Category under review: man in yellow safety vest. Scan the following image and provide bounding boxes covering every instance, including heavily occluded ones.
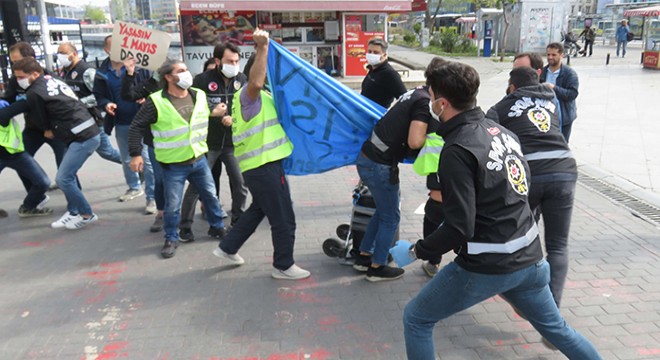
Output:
[212,28,311,280]
[128,59,228,259]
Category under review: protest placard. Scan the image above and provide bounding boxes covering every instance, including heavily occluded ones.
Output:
[110,21,172,71]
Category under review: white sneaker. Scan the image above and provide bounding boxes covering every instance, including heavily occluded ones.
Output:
[51,211,76,228]
[272,264,311,280]
[213,247,245,265]
[118,188,144,202]
[36,195,50,210]
[145,199,157,215]
[65,214,98,230]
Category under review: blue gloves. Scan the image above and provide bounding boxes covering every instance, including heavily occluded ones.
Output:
[0,100,9,109]
[389,240,416,268]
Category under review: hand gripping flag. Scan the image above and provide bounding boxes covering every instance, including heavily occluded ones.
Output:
[266,40,386,175]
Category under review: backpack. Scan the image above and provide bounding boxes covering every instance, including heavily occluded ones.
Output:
[627,31,634,41]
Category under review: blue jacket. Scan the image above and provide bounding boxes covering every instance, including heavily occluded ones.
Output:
[540,64,579,125]
[616,25,630,42]
[93,57,151,126]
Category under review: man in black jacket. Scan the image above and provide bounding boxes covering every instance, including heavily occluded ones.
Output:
[360,38,406,108]
[0,57,101,230]
[399,62,600,359]
[178,42,248,241]
[0,42,68,190]
[57,42,121,165]
[487,66,578,310]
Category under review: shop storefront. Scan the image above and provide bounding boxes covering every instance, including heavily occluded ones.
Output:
[178,0,411,77]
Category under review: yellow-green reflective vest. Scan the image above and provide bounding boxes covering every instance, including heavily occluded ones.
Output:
[413,133,445,176]
[232,89,293,173]
[0,118,24,154]
[150,89,209,164]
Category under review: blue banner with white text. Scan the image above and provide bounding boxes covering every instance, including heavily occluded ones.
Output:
[266,40,386,175]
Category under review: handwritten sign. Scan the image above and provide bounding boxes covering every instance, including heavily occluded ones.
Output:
[110,21,171,71]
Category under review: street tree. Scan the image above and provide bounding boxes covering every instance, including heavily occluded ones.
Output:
[84,4,106,24]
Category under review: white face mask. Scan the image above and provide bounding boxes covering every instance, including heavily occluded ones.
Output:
[176,71,193,89]
[428,99,443,122]
[57,53,72,68]
[17,77,31,90]
[366,53,383,66]
[221,64,239,78]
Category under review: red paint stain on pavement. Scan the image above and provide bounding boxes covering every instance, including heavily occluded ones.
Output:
[588,279,620,288]
[317,315,340,326]
[638,348,660,355]
[96,341,129,359]
[22,239,65,247]
[495,340,503,345]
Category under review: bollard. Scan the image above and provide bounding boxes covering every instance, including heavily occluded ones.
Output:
[95,57,100,69]
[566,54,571,66]
[641,52,644,64]
[606,53,610,65]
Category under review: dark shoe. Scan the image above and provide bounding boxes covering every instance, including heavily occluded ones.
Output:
[0,209,7,218]
[208,226,227,239]
[352,254,372,272]
[178,228,195,243]
[230,216,240,227]
[149,214,163,232]
[161,240,178,258]
[366,265,404,282]
[18,205,53,218]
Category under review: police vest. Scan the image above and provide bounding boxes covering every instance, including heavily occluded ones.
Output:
[231,89,293,173]
[61,61,92,99]
[150,89,209,164]
[0,118,24,154]
[413,133,445,176]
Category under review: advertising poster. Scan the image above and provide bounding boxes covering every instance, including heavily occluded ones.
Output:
[344,15,385,77]
[110,21,172,71]
[180,12,257,47]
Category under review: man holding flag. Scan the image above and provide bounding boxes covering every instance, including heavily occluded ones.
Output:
[213,28,311,280]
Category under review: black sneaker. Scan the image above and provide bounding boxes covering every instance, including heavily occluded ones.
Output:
[0,209,7,218]
[161,240,178,258]
[179,228,195,243]
[17,205,53,218]
[230,216,240,227]
[208,226,227,239]
[366,265,404,282]
[352,254,372,272]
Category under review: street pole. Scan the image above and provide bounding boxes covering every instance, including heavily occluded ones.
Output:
[37,0,54,71]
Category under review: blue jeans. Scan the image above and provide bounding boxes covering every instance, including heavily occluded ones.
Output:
[95,128,121,164]
[356,154,400,265]
[114,125,154,200]
[528,175,577,307]
[56,135,100,215]
[403,260,602,360]
[0,151,50,209]
[147,147,164,211]
[616,40,627,57]
[179,149,224,229]
[161,157,225,242]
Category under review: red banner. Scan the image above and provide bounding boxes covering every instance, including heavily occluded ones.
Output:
[643,51,660,69]
[412,0,427,12]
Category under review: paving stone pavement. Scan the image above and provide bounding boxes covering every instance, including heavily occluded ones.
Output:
[1,42,660,360]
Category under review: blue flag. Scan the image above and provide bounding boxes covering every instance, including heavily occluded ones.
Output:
[266,40,386,175]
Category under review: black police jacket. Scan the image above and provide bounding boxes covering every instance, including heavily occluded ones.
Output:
[415,107,542,274]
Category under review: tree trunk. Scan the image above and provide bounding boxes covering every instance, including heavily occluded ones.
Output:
[425,0,443,34]
[500,5,511,60]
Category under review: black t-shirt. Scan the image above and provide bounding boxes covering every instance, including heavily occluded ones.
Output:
[361,86,434,165]
[361,60,406,108]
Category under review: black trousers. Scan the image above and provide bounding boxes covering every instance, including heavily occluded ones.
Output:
[423,198,445,265]
[220,160,296,270]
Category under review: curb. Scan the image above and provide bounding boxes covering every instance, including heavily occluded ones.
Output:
[388,54,427,71]
[577,162,660,211]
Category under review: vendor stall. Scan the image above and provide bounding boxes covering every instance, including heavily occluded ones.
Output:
[624,5,660,70]
[178,0,411,77]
